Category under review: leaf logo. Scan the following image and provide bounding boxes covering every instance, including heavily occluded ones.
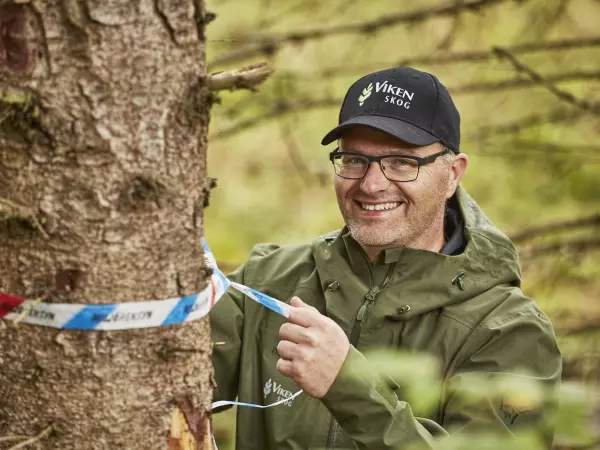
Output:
[358,83,373,106]
[263,378,272,398]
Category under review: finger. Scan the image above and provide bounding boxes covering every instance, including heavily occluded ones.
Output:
[279,322,313,344]
[288,305,321,328]
[290,297,304,308]
[290,297,320,313]
[276,340,298,360]
[276,358,294,378]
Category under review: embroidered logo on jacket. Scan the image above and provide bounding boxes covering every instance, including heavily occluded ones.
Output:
[263,377,295,407]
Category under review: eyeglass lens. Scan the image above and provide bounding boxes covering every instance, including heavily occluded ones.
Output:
[332,154,419,181]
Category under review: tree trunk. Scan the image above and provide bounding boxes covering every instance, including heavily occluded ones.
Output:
[0,1,215,449]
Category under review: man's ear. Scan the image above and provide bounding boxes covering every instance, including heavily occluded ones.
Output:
[446,153,468,199]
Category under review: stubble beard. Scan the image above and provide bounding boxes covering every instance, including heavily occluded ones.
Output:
[343,205,446,249]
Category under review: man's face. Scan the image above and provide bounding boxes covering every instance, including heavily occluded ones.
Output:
[334,127,460,253]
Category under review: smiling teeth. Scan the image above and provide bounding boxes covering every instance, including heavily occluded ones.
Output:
[360,202,400,211]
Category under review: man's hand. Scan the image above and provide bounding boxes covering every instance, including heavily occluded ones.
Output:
[276,297,350,398]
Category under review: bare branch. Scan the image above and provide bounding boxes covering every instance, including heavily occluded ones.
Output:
[469,107,585,140]
[558,319,600,336]
[435,0,463,51]
[519,236,600,259]
[208,0,525,69]
[211,98,339,140]
[258,0,310,29]
[450,70,600,94]
[313,36,600,79]
[510,214,600,243]
[280,68,600,95]
[279,121,325,188]
[208,62,273,91]
[493,47,600,115]
[213,69,600,140]
[476,141,600,160]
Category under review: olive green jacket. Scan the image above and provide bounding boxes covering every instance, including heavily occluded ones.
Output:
[210,187,562,449]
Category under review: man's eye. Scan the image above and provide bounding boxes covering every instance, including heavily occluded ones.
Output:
[388,158,416,167]
[341,156,365,165]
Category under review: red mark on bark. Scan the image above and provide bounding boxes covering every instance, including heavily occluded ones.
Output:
[0,4,32,73]
[55,269,84,293]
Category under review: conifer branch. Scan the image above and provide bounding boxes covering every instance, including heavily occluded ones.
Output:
[209,0,526,69]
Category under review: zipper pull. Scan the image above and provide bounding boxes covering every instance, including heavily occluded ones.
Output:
[356,302,368,321]
[357,288,380,321]
[365,287,379,300]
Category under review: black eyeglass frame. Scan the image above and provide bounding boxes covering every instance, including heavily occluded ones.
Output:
[328,147,453,182]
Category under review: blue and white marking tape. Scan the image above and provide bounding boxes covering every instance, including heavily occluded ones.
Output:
[201,241,293,318]
[0,239,291,330]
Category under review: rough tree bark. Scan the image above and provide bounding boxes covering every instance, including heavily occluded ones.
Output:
[0,1,215,449]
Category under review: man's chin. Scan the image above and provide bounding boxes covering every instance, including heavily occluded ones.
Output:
[348,226,404,249]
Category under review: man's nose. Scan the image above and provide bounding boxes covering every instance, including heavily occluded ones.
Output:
[360,161,391,194]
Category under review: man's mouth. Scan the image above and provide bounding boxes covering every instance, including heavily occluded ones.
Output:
[358,201,402,211]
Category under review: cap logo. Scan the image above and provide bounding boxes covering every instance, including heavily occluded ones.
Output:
[358,82,373,106]
[375,80,414,110]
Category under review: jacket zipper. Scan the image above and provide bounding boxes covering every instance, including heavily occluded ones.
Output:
[325,260,397,449]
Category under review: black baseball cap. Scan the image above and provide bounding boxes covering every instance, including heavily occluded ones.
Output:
[321,67,460,153]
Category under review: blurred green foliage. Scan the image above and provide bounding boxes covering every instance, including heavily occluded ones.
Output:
[204,0,600,448]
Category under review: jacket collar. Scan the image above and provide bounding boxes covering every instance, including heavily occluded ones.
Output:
[313,186,522,318]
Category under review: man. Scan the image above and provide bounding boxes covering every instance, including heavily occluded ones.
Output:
[210,67,562,449]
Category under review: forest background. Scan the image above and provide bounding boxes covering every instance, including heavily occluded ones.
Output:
[203,0,600,448]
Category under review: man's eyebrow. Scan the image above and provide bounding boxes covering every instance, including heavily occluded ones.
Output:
[340,147,420,155]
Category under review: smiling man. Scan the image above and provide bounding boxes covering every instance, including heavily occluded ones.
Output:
[210,67,561,449]
[331,128,465,259]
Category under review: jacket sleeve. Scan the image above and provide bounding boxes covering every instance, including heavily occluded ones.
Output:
[209,264,247,407]
[320,306,562,449]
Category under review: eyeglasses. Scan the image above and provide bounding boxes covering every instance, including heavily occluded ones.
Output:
[329,147,452,182]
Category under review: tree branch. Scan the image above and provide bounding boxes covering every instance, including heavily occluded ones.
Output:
[279,121,325,187]
[211,97,339,140]
[313,36,600,79]
[450,70,600,94]
[473,141,600,159]
[208,0,525,69]
[212,68,599,139]
[279,68,600,95]
[558,319,600,336]
[469,107,585,140]
[493,47,600,115]
[510,213,600,243]
[519,236,600,259]
[208,62,273,91]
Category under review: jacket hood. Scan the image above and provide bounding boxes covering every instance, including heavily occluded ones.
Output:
[312,185,522,319]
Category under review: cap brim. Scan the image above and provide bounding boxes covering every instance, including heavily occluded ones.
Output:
[321,115,440,147]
